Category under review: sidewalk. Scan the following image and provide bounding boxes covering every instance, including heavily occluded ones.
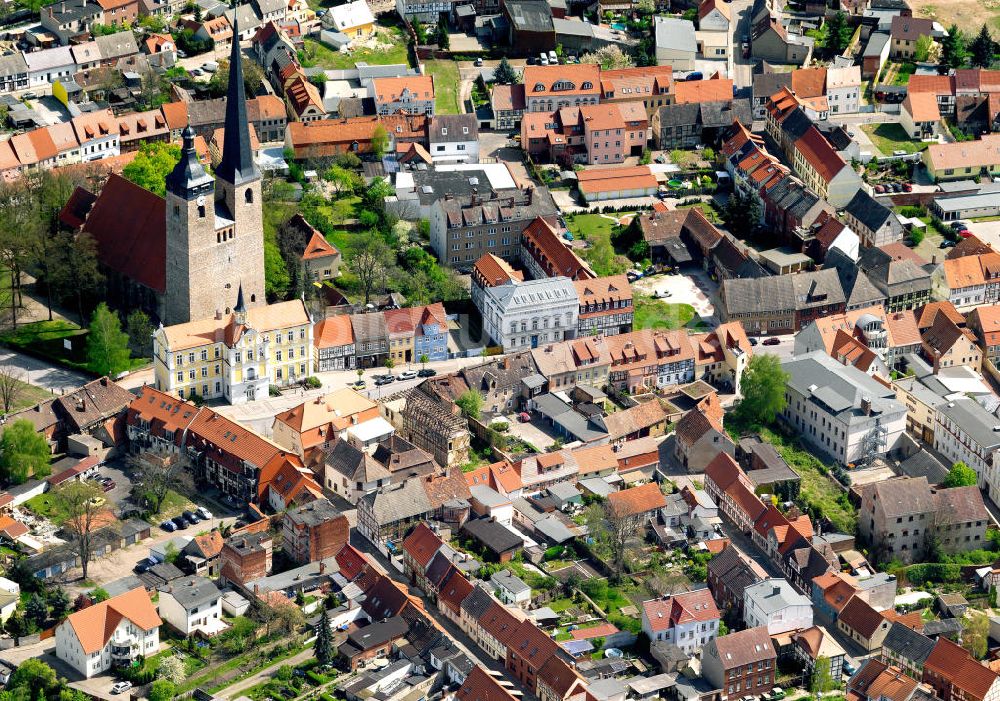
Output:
[218,647,317,701]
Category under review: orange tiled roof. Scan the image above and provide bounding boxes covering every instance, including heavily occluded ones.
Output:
[65,587,161,654]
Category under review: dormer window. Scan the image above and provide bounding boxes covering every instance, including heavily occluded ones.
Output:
[582,81,593,89]
[534,82,545,92]
[442,127,448,135]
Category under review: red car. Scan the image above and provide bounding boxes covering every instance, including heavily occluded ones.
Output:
[902,183,913,192]
[960,230,973,238]
[517,412,531,423]
[762,337,781,346]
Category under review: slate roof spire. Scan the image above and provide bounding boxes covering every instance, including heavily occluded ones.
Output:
[216,7,260,186]
[165,123,213,199]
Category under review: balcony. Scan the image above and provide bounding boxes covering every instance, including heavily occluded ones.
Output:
[110,638,140,666]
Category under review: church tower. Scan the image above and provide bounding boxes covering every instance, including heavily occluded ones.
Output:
[162,10,265,325]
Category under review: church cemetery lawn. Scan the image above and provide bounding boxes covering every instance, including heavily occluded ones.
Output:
[423,60,461,114]
[299,24,409,71]
[861,123,928,156]
[0,319,90,372]
[633,296,696,330]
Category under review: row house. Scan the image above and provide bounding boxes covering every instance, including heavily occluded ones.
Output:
[372,76,435,116]
[843,189,904,248]
[523,64,601,113]
[640,589,721,654]
[932,252,1000,311]
[707,543,768,621]
[573,275,633,337]
[271,387,380,458]
[936,397,1000,506]
[765,88,862,207]
[705,452,768,534]
[702,626,778,701]
[968,304,1000,365]
[531,336,612,392]
[126,386,287,502]
[923,637,1000,701]
[719,269,847,336]
[520,216,595,281]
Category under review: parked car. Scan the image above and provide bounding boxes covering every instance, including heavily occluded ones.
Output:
[374,375,395,386]
[902,183,913,192]
[196,507,213,520]
[518,412,531,422]
[112,682,132,695]
[685,71,703,81]
[960,230,973,238]
[133,561,150,574]
[893,182,904,192]
[765,688,786,701]
[941,240,957,248]
[644,266,655,276]
[763,337,781,346]
[171,516,189,530]
[191,68,203,76]
[102,481,115,493]
[874,184,886,193]
[951,221,969,230]
[474,57,483,66]
[182,510,200,525]
[161,520,176,532]
[417,368,437,377]
[399,370,418,380]
[349,380,366,390]
[748,337,758,346]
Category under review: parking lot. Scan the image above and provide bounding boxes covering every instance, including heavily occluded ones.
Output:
[963,219,1000,249]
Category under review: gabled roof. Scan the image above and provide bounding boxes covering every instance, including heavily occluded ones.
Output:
[838,596,885,639]
[456,665,520,701]
[642,588,720,632]
[402,522,444,569]
[924,637,999,700]
[607,482,667,518]
[709,626,775,668]
[62,587,161,654]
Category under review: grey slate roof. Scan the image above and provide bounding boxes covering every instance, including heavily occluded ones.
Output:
[0,54,27,78]
[898,449,949,485]
[744,578,810,613]
[215,10,261,187]
[753,72,792,100]
[461,518,523,554]
[361,478,433,527]
[160,575,221,611]
[326,438,392,483]
[505,0,553,32]
[285,498,343,528]
[824,249,888,308]
[491,569,531,595]
[783,351,901,426]
[858,246,931,296]
[722,268,845,316]
[94,31,139,61]
[460,583,496,619]
[846,190,896,235]
[936,397,1000,451]
[655,16,697,53]
[429,114,478,144]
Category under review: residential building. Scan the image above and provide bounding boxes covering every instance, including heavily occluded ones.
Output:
[837,596,890,653]
[901,92,942,139]
[923,135,1000,182]
[921,314,982,372]
[707,544,768,620]
[652,100,752,150]
[522,64,600,113]
[396,387,471,469]
[479,277,579,352]
[157,576,223,636]
[314,315,356,371]
[505,618,562,693]
[743,579,813,634]
[491,570,531,607]
[520,217,594,281]
[719,269,846,335]
[698,0,730,31]
[220,532,273,586]
[932,252,1000,311]
[923,637,1000,701]
[881,622,936,679]
[372,76,435,116]
[503,0,555,54]
[153,294,313,404]
[857,246,932,312]
[843,190,904,248]
[429,186,558,268]
[751,16,813,65]
[781,351,906,464]
[492,84,526,130]
[826,65,862,115]
[429,114,479,164]
[326,0,375,40]
[55,588,161,678]
[654,17,696,69]
[640,589,721,654]
[968,304,1000,365]
[890,16,938,59]
[322,438,391,504]
[702,626,777,700]
[271,388,380,457]
[937,397,1000,504]
[573,275,632,337]
[282,498,349,564]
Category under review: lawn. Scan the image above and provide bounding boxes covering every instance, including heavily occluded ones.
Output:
[676,200,722,224]
[565,213,630,240]
[0,319,90,372]
[564,212,636,276]
[24,494,71,524]
[7,380,54,412]
[298,25,409,70]
[423,60,461,114]
[155,489,195,520]
[633,296,696,331]
[888,61,917,86]
[861,123,927,156]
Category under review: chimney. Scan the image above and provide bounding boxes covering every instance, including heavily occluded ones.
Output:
[861,396,872,415]
[215,309,223,321]
[772,586,780,596]
[503,357,510,369]
[526,186,534,204]
[61,1,65,11]
[319,561,326,574]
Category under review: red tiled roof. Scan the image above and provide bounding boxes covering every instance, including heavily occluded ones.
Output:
[838,596,885,639]
[925,637,999,700]
[642,589,720,632]
[456,665,520,701]
[607,482,667,518]
[402,522,443,569]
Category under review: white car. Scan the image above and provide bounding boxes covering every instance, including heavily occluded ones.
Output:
[112,681,132,694]
[399,370,418,380]
[196,506,213,520]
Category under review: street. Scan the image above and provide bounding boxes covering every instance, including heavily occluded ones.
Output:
[0,347,91,396]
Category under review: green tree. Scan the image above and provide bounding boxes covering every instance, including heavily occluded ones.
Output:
[723,190,762,239]
[315,605,334,666]
[963,611,990,659]
[25,593,48,630]
[970,24,996,68]
[265,238,291,301]
[371,124,389,159]
[494,56,519,85]
[419,353,429,371]
[944,461,978,488]
[942,24,968,69]
[811,656,834,694]
[48,231,103,326]
[914,34,933,62]
[8,659,58,697]
[148,679,176,701]
[89,587,110,602]
[122,141,181,197]
[348,231,393,305]
[55,481,109,581]
[48,587,70,621]
[455,389,483,420]
[86,303,131,377]
[824,11,852,54]
[0,419,51,484]
[384,358,395,373]
[736,354,790,427]
[126,309,153,359]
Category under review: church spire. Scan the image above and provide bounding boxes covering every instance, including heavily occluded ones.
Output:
[215,7,259,186]
[165,123,213,199]
[234,283,247,325]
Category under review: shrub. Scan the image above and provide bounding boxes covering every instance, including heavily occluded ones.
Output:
[899,205,925,218]
[906,563,961,585]
[491,421,510,433]
[304,376,322,389]
[544,545,566,561]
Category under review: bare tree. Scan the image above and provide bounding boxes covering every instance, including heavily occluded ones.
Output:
[129,453,194,514]
[602,499,645,582]
[0,365,24,414]
[53,480,109,582]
